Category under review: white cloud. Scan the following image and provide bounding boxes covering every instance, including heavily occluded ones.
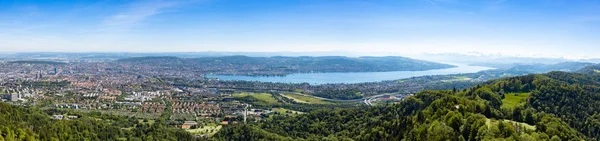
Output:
[102,0,189,31]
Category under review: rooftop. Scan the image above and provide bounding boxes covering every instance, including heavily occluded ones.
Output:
[183,121,197,125]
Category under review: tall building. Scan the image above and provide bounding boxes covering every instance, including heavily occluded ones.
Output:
[10,93,19,101]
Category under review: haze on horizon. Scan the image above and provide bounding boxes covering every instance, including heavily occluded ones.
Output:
[0,0,599,58]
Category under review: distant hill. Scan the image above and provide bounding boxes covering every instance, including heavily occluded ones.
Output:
[503,62,594,73]
[8,60,66,65]
[575,64,600,74]
[579,58,600,64]
[117,56,456,75]
[423,62,596,85]
[471,62,594,79]
[116,56,182,62]
[419,53,572,66]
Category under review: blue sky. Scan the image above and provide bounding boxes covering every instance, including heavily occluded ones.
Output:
[0,0,599,58]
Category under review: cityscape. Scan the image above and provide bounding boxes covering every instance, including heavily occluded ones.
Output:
[2,0,600,140]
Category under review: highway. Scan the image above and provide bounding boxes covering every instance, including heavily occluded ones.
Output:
[280,92,410,106]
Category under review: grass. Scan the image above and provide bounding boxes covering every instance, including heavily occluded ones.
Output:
[501,92,531,109]
[281,93,330,104]
[293,89,304,93]
[272,108,305,115]
[186,125,222,136]
[453,76,469,79]
[594,69,600,73]
[486,119,536,131]
[506,120,536,131]
[441,76,473,82]
[233,93,279,104]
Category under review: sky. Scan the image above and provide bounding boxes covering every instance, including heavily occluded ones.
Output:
[0,0,599,58]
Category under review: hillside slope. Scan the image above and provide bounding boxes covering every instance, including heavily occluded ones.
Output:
[576,64,600,75]
[215,71,600,140]
[117,56,456,76]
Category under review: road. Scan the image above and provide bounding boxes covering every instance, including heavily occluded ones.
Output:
[280,92,409,106]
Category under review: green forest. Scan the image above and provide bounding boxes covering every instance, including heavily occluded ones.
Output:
[215,71,600,140]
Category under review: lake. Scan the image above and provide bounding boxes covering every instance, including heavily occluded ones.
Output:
[205,64,494,85]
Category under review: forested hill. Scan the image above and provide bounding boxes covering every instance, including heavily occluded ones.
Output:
[216,71,600,140]
[505,62,594,73]
[116,56,456,75]
[576,64,600,75]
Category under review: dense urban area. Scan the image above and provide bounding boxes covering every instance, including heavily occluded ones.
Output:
[0,55,455,140]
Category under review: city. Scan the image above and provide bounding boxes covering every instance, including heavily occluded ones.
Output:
[2,0,600,140]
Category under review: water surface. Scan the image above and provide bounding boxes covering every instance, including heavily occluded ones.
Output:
[206,64,494,85]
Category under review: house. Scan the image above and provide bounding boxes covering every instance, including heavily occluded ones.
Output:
[454,105,460,110]
[51,115,64,120]
[222,97,235,102]
[67,115,78,119]
[10,94,19,101]
[220,121,238,125]
[100,96,116,101]
[220,121,229,125]
[181,121,197,129]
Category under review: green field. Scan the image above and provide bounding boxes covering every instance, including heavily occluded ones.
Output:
[453,76,469,79]
[282,93,330,104]
[441,76,473,82]
[486,119,536,131]
[233,93,279,104]
[272,108,305,115]
[186,125,222,136]
[501,93,531,109]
